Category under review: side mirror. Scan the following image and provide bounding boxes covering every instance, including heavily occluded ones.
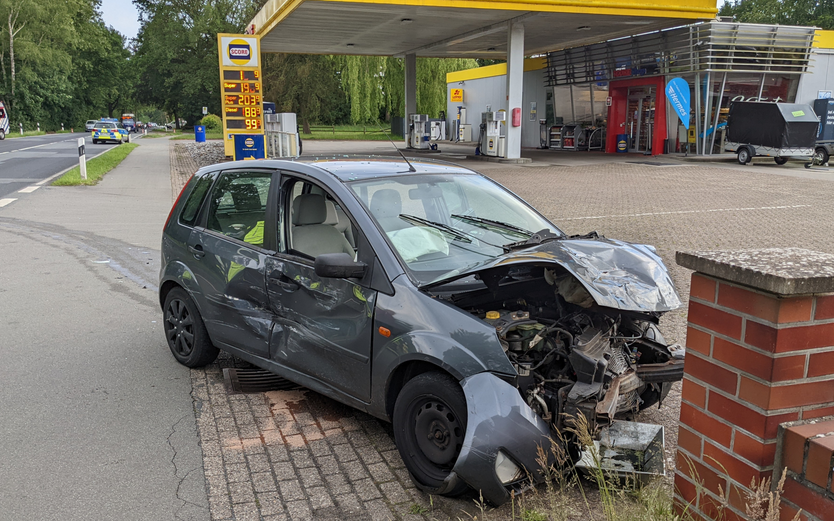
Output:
[314,253,367,279]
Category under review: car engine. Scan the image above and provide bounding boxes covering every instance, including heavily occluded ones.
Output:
[435,266,685,431]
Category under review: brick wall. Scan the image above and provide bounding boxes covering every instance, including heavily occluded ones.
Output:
[675,249,834,521]
[776,418,834,521]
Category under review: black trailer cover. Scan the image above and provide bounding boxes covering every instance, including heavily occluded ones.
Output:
[727,102,819,148]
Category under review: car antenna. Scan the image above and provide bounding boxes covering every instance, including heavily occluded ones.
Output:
[379,122,416,172]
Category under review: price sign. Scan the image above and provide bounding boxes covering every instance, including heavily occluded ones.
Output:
[218,34,265,158]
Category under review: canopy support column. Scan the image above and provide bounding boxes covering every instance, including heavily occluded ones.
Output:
[405,53,417,146]
[505,21,524,159]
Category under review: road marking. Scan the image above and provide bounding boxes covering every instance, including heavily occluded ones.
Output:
[17,143,50,151]
[0,198,17,207]
[18,185,40,193]
[558,204,812,221]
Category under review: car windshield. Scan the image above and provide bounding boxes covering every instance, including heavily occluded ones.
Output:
[94,122,115,129]
[349,173,562,286]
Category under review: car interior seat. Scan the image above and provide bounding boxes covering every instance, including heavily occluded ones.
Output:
[292,194,355,259]
[324,200,356,248]
[369,189,407,232]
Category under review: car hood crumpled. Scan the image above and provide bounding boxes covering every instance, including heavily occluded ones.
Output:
[429,237,683,313]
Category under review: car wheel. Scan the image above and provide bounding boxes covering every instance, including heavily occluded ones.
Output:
[393,372,469,496]
[814,147,829,165]
[93,139,99,144]
[737,147,751,164]
[774,157,789,165]
[0,129,5,140]
[163,287,218,367]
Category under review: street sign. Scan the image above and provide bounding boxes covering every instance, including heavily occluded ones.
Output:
[202,106,208,115]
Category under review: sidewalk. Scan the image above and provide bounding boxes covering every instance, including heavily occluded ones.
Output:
[0,137,208,520]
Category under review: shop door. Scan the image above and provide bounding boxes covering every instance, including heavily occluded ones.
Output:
[625,87,656,153]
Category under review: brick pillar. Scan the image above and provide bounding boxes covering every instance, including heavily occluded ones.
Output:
[674,248,834,521]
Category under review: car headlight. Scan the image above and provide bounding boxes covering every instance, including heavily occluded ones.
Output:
[495,450,523,484]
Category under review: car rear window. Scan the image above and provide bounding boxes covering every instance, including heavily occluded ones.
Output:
[179,175,214,225]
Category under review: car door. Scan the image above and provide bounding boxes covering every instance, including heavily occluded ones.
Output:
[265,174,376,402]
[186,168,277,358]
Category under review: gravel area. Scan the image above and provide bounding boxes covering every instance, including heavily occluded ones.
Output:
[169,141,834,520]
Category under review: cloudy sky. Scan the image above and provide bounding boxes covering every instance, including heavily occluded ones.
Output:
[99,0,141,41]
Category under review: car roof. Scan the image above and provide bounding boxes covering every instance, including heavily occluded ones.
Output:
[199,157,476,183]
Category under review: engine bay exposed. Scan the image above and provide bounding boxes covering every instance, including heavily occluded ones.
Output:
[429,264,685,432]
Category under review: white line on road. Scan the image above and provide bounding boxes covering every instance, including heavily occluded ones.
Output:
[0,198,17,207]
[18,186,40,193]
[557,204,812,221]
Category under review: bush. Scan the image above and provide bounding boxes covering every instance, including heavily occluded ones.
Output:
[200,114,221,130]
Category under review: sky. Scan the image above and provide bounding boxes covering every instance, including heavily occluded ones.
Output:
[99,0,141,41]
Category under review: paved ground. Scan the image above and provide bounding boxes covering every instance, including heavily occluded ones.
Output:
[4,137,834,520]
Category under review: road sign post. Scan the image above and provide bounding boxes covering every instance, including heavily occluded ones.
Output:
[78,138,87,180]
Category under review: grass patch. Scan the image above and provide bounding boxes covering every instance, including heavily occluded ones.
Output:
[5,130,76,139]
[52,142,139,186]
[303,124,400,141]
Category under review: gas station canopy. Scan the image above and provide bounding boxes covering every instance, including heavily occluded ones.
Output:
[250,0,717,59]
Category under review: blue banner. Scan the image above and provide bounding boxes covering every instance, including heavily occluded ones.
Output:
[666,77,691,129]
[234,134,265,160]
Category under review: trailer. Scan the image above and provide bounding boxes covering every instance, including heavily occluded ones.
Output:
[724,102,819,165]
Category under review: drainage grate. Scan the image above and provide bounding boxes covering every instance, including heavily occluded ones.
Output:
[223,367,300,394]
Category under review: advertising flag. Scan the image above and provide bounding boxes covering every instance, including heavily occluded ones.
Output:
[666,77,691,129]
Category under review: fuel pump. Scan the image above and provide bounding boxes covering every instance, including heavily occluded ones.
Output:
[479,111,505,157]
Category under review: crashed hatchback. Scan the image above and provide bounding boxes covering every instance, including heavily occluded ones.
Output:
[159,158,684,505]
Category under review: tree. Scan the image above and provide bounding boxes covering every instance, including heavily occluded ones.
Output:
[720,0,834,29]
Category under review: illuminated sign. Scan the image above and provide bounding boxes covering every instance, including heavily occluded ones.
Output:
[218,33,265,158]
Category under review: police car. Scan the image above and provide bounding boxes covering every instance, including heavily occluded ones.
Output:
[0,100,9,140]
[91,121,125,144]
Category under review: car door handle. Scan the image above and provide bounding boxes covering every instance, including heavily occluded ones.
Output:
[268,271,299,291]
[188,244,205,259]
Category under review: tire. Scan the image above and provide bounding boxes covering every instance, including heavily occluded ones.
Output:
[814,147,829,165]
[163,287,218,367]
[737,147,751,164]
[0,129,5,140]
[92,139,99,144]
[393,372,469,496]
[774,157,789,165]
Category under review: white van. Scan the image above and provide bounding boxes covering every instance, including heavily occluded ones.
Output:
[0,101,8,140]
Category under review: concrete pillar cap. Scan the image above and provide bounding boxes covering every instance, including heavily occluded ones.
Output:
[676,248,834,296]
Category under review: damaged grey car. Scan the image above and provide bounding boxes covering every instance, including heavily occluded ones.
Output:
[159,158,684,505]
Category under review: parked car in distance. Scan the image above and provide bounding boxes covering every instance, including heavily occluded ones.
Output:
[91,121,124,144]
[159,158,685,505]
[85,120,97,132]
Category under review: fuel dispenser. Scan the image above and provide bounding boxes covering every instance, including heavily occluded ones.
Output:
[409,114,430,149]
[479,111,506,157]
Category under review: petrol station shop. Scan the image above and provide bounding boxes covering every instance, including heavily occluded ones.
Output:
[446,21,825,156]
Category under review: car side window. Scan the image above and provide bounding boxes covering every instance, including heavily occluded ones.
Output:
[179,175,214,226]
[285,178,359,260]
[206,171,272,248]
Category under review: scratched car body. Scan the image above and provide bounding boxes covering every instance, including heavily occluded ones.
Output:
[159,158,685,505]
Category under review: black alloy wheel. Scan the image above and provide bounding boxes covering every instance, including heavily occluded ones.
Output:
[163,287,218,367]
[393,372,469,496]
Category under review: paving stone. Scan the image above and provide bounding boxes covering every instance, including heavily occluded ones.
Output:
[267,444,290,463]
[279,479,306,501]
[339,417,362,432]
[315,454,342,476]
[208,494,232,520]
[262,515,289,521]
[238,425,261,439]
[228,481,256,504]
[367,462,396,483]
[290,449,316,468]
[394,468,416,489]
[353,478,383,501]
[286,500,313,521]
[380,449,405,468]
[206,474,228,496]
[252,471,278,493]
[363,499,395,521]
[257,491,286,516]
[220,446,246,464]
[257,416,278,431]
[332,444,359,463]
[203,456,224,477]
[335,494,364,516]
[347,430,371,447]
[273,461,298,481]
[324,429,348,445]
[308,439,331,457]
[247,453,272,473]
[307,486,335,510]
[232,502,260,521]
[300,467,324,489]
[324,473,353,495]
[301,423,324,441]
[379,481,410,504]
[356,445,383,465]
[225,463,249,483]
[284,433,305,448]
[343,460,370,481]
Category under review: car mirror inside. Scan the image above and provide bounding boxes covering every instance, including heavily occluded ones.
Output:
[314,253,367,279]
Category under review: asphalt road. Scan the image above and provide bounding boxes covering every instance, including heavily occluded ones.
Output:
[0,132,136,199]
